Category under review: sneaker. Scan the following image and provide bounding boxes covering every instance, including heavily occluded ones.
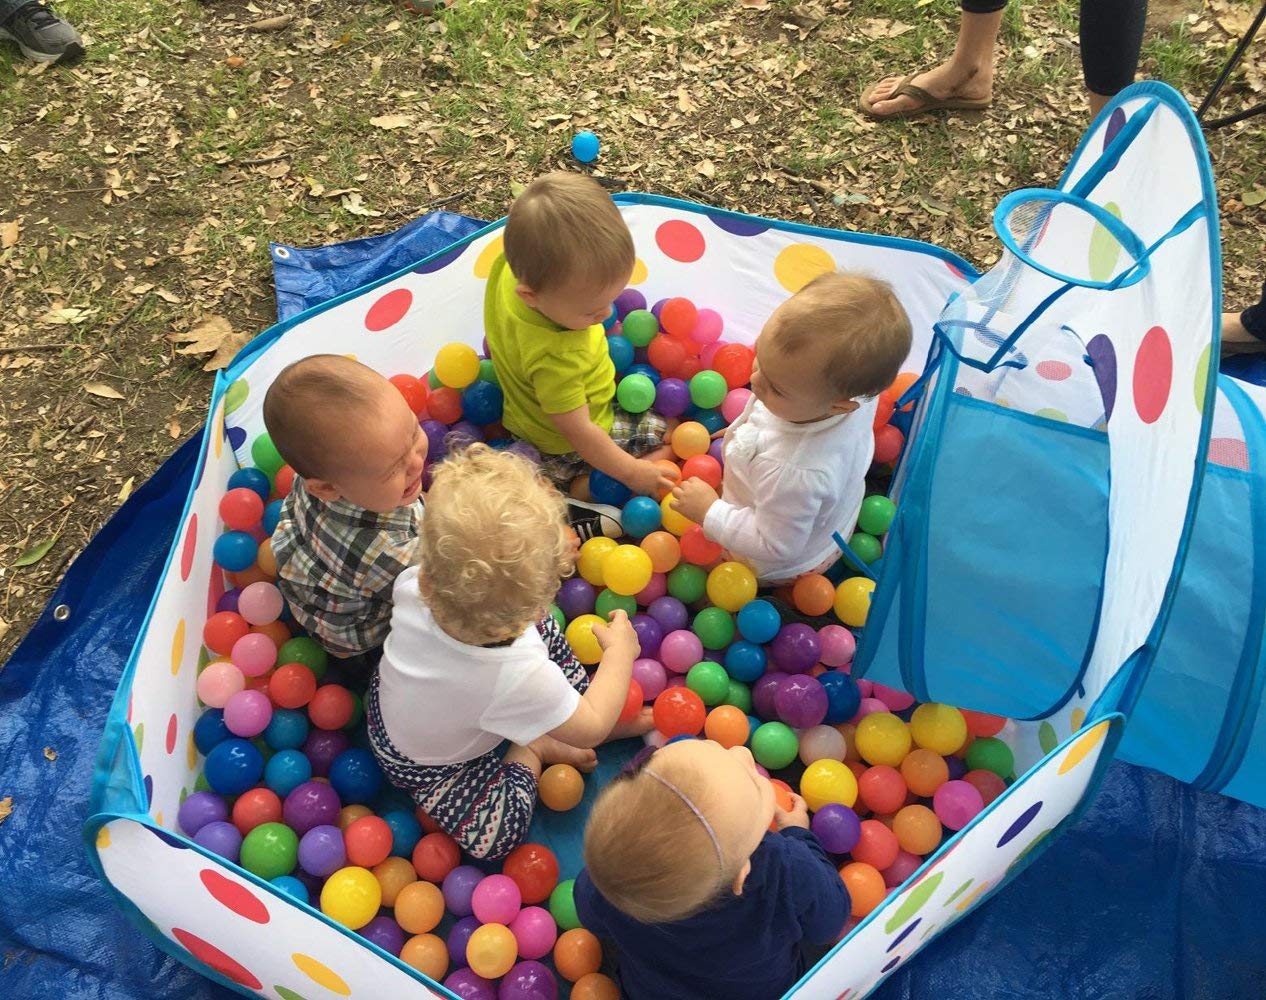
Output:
[567,500,623,541]
[0,2,85,64]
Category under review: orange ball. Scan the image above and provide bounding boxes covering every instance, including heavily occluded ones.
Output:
[652,460,682,500]
[554,928,603,982]
[373,856,418,907]
[539,764,585,811]
[792,573,836,617]
[857,765,907,815]
[893,804,941,856]
[229,564,270,588]
[882,371,920,412]
[873,393,895,429]
[250,619,291,646]
[768,777,795,832]
[394,880,444,934]
[851,818,899,869]
[256,539,278,577]
[659,297,698,338]
[400,933,448,980]
[901,749,950,797]
[704,705,750,749]
[572,972,621,1000]
[338,804,372,831]
[467,923,518,979]
[670,421,711,460]
[840,862,886,917]
[641,531,682,574]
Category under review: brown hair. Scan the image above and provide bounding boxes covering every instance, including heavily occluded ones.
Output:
[419,444,574,645]
[772,271,913,399]
[262,354,391,480]
[504,172,635,294]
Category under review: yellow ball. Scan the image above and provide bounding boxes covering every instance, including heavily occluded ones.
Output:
[320,866,382,930]
[466,923,518,979]
[602,544,653,597]
[706,561,758,613]
[565,614,605,665]
[433,342,480,389]
[800,758,858,812]
[855,711,913,767]
[660,493,696,537]
[670,421,711,459]
[577,537,619,587]
[909,703,968,756]
[834,576,876,627]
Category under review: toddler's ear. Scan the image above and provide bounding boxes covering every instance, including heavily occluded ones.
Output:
[514,283,540,309]
[304,478,343,503]
[830,398,861,416]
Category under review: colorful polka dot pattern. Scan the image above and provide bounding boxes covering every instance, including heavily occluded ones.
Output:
[200,869,270,924]
[773,243,835,293]
[655,220,706,262]
[1132,326,1172,425]
[364,288,413,332]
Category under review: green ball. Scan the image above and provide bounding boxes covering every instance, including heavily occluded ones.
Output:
[251,433,285,478]
[427,369,443,389]
[548,603,565,630]
[616,373,657,414]
[240,822,299,880]
[478,358,499,385]
[595,588,637,619]
[622,309,659,347]
[347,691,364,729]
[849,531,883,565]
[549,878,582,931]
[724,679,752,714]
[689,370,727,410]
[278,637,328,681]
[693,607,735,650]
[667,563,707,603]
[857,495,897,536]
[686,660,730,705]
[965,736,1014,779]
[751,721,799,770]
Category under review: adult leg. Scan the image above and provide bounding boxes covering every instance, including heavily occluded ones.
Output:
[1224,279,1266,348]
[1080,0,1148,116]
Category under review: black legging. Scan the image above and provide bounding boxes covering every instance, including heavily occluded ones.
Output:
[1243,281,1266,342]
[962,0,1148,96]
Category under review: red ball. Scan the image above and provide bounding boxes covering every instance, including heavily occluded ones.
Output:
[389,373,429,415]
[219,488,264,531]
[962,768,1008,806]
[711,344,755,390]
[308,684,354,730]
[872,394,895,430]
[345,815,394,868]
[680,455,722,490]
[647,335,689,380]
[680,525,723,567]
[961,710,1007,738]
[273,465,296,498]
[231,788,282,835]
[412,830,460,882]
[428,386,463,425]
[851,819,900,870]
[652,688,706,739]
[857,765,908,815]
[416,807,442,834]
[502,842,560,905]
[873,424,904,465]
[677,354,703,381]
[269,663,317,710]
[659,298,698,338]
[203,611,250,656]
[618,680,644,724]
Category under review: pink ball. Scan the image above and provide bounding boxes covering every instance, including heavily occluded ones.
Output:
[933,780,985,830]
[856,679,874,698]
[883,849,922,888]
[659,629,703,674]
[471,873,522,925]
[689,308,724,345]
[230,633,277,677]
[871,682,915,712]
[700,340,728,369]
[631,658,668,701]
[798,724,847,766]
[851,697,888,723]
[721,388,752,424]
[754,763,770,778]
[508,906,557,961]
[817,625,856,667]
[197,660,245,708]
[666,676,687,690]
[237,582,283,626]
[635,572,668,606]
[223,688,273,738]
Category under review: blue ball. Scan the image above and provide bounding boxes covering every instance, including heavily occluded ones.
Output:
[263,499,284,536]
[687,407,726,434]
[264,748,312,798]
[603,305,619,331]
[213,531,258,572]
[724,640,768,683]
[270,874,309,904]
[329,748,384,805]
[607,334,634,374]
[461,380,504,426]
[819,672,863,725]
[204,738,264,796]
[621,496,662,538]
[737,599,781,644]
[589,468,633,506]
[382,808,422,858]
[228,467,270,501]
[571,130,600,163]
[193,708,231,755]
[263,708,309,751]
[626,362,662,385]
[747,714,762,742]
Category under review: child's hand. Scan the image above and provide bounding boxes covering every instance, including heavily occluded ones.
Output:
[627,458,678,498]
[670,478,720,524]
[774,791,811,831]
[592,609,640,660]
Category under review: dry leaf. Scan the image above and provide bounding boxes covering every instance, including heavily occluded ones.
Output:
[43,747,57,762]
[676,86,697,114]
[0,220,18,249]
[370,114,414,130]
[740,0,769,8]
[1243,189,1266,207]
[155,287,182,304]
[341,192,382,217]
[118,476,135,502]
[859,18,914,39]
[245,13,295,32]
[225,55,245,68]
[0,797,11,826]
[41,306,97,326]
[696,159,717,179]
[84,382,125,400]
[0,618,9,644]
[169,420,181,439]
[169,316,252,371]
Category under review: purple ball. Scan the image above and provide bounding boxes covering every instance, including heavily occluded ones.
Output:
[556,578,596,620]
[361,914,406,957]
[771,623,822,674]
[178,790,228,836]
[633,346,650,365]
[421,419,450,461]
[295,870,325,900]
[298,824,346,877]
[445,968,497,1000]
[648,596,689,633]
[631,614,663,659]
[946,755,968,780]
[811,803,862,854]
[302,728,350,777]
[614,288,646,318]
[193,820,242,862]
[631,657,667,700]
[651,298,669,320]
[282,780,342,836]
[447,420,484,447]
[448,914,483,967]
[216,588,242,615]
[507,440,541,465]
[654,377,692,418]
[752,672,787,720]
[774,674,829,729]
[708,438,725,465]
[498,960,558,1000]
[442,864,484,917]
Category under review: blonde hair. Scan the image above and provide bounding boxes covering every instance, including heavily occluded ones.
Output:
[504,172,635,294]
[419,444,573,645]
[263,354,391,479]
[582,754,741,923]
[773,272,912,400]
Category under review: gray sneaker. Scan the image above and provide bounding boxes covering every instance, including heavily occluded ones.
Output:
[0,2,85,64]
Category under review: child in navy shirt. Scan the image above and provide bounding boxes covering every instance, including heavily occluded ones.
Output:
[576,739,850,999]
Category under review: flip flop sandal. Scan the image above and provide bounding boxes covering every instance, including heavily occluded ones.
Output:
[860,73,993,121]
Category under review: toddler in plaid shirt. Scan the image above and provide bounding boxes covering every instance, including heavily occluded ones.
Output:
[265,355,428,659]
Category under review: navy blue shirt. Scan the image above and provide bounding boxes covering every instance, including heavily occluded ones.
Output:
[575,827,850,1000]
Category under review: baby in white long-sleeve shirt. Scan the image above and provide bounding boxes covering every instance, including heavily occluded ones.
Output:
[670,272,912,584]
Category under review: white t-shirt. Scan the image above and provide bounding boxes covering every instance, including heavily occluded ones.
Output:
[703,395,878,583]
[376,566,582,765]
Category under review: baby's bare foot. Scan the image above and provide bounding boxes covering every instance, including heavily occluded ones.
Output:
[530,734,599,772]
[606,706,655,741]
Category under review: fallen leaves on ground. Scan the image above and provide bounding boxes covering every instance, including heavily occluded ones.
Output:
[169,316,252,371]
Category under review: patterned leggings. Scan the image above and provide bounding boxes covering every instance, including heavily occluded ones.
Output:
[368,616,589,860]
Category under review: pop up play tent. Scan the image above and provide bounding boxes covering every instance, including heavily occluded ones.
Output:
[0,81,1258,998]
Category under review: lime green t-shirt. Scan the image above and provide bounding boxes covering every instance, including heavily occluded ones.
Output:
[483,253,615,455]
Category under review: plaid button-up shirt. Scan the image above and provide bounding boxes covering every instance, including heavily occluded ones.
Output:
[272,478,423,658]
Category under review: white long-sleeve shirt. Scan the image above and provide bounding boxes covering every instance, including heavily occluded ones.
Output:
[703,395,877,583]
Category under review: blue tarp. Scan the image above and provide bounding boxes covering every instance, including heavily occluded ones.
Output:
[3,214,1265,999]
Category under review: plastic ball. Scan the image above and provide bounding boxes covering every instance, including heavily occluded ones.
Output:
[214,531,258,573]
[607,333,635,374]
[659,493,696,538]
[910,703,969,756]
[446,967,496,1000]
[595,588,636,620]
[621,496,662,539]
[873,423,904,464]
[818,672,862,725]
[310,684,355,730]
[723,640,767,683]
[775,674,829,729]
[500,960,558,1000]
[934,779,986,830]
[658,298,697,338]
[858,495,897,536]
[342,816,392,869]
[652,687,706,738]
[539,764,585,811]
[901,748,950,797]
[965,736,1014,779]
[389,373,428,414]
[471,874,523,926]
[283,780,341,836]
[710,343,755,389]
[770,622,821,674]
[792,574,836,617]
[396,879,446,934]
[962,709,1008,738]
[647,595,689,633]
[193,707,232,756]
[278,636,327,678]
[502,843,559,905]
[631,657,668,701]
[618,679,644,723]
[834,576,876,627]
[228,467,271,501]
[654,377,692,418]
[237,581,282,626]
[195,820,243,862]
[602,544,653,597]
[264,708,309,751]
[556,578,596,620]
[442,864,484,916]
[812,803,861,854]
[467,923,518,980]
[751,721,799,769]
[891,804,941,856]
[751,673,786,721]
[462,380,504,425]
[963,768,1008,805]
[271,874,309,903]
[704,705,750,748]
[401,933,449,980]
[320,866,381,930]
[329,748,383,804]
[688,370,727,410]
[799,724,847,766]
[571,130,600,163]
[554,928,602,983]
[686,660,729,706]
[721,387,752,424]
[630,613,663,658]
[577,537,618,586]
[435,342,481,389]
[251,432,285,477]
[647,334,689,379]
[223,688,273,739]
[659,629,703,674]
[616,373,657,414]
[622,309,659,347]
[371,855,416,908]
[881,849,923,889]
[693,606,735,650]
[203,611,250,656]
[664,568,704,611]
[219,488,264,531]
[818,625,856,667]
[266,663,315,710]
[851,819,899,870]
[361,914,406,957]
[800,759,859,811]
[204,738,264,795]
[564,614,605,666]
[197,660,246,709]
[240,821,299,879]
[840,862,886,917]
[229,632,274,678]
[855,712,912,767]
[705,562,757,613]
[412,830,460,882]
[849,532,883,565]
[736,599,781,644]
[677,457,720,495]
[670,421,711,459]
[298,823,347,878]
[178,790,228,836]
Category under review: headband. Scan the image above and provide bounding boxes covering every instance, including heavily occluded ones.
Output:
[644,768,726,872]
